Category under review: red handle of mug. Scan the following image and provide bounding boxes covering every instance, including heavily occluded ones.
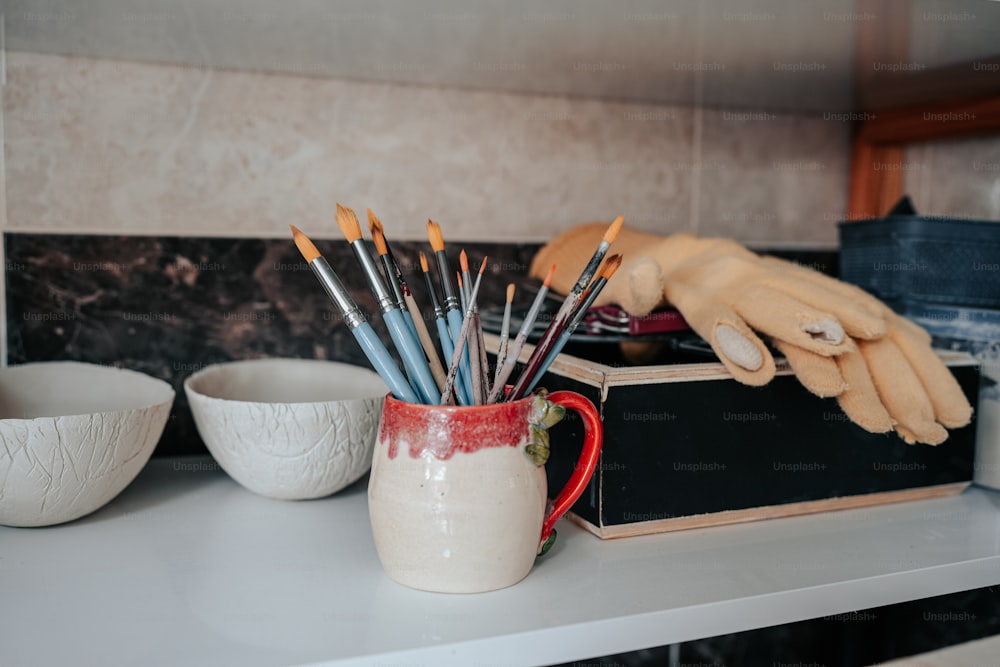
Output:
[540,390,603,545]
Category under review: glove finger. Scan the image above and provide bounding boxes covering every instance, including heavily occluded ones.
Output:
[887,317,972,428]
[731,285,852,357]
[893,312,932,345]
[665,280,776,386]
[834,342,894,434]
[857,337,949,445]
[761,256,892,326]
[773,340,847,398]
[759,273,887,340]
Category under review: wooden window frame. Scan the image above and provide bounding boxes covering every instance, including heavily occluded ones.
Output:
[848,93,1000,219]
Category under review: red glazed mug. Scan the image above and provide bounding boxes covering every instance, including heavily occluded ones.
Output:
[367,390,603,593]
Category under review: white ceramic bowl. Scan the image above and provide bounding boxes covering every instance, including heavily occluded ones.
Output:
[184,358,389,500]
[0,361,175,527]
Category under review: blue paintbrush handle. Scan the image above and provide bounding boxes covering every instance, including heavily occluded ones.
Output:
[352,321,420,403]
[446,307,473,404]
[401,310,420,348]
[385,308,441,404]
[435,316,455,363]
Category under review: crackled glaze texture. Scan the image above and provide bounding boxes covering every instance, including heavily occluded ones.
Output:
[185,358,387,499]
[0,362,174,527]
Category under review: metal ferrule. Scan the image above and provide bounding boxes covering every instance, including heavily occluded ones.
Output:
[380,254,407,311]
[568,278,606,332]
[571,240,610,294]
[420,271,445,319]
[434,250,460,311]
[352,240,396,313]
[310,258,366,329]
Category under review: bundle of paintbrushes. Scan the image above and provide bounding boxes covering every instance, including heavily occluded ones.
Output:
[291,206,623,405]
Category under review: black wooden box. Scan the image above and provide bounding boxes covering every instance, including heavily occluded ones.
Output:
[531,346,980,538]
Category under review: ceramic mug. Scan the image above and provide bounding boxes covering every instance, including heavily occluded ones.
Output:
[368,390,603,593]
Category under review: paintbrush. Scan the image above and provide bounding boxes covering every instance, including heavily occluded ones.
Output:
[560,215,623,315]
[476,308,491,400]
[367,209,419,343]
[460,251,484,404]
[400,287,449,398]
[404,288,450,398]
[419,251,457,386]
[457,272,468,312]
[488,263,555,403]
[458,250,489,396]
[290,225,419,404]
[471,259,491,400]
[455,271,475,403]
[336,204,441,404]
[492,284,515,387]
[440,257,488,404]
[428,220,473,404]
[367,211,408,318]
[367,210,441,394]
[524,255,623,395]
[507,217,623,401]
[460,250,474,305]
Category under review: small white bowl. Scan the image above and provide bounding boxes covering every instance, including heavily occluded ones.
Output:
[0,361,175,527]
[184,358,388,500]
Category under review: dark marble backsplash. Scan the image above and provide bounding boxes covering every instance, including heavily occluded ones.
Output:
[5,233,540,456]
[5,232,837,456]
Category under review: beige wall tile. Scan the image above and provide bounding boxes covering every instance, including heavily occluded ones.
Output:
[4,51,853,245]
[905,137,1000,221]
[696,109,850,246]
[3,52,699,242]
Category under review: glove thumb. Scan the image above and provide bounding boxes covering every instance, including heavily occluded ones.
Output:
[599,256,666,316]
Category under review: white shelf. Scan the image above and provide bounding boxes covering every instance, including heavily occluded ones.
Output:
[3,456,1000,667]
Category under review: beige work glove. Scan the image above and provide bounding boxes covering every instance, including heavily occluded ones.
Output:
[531,224,973,445]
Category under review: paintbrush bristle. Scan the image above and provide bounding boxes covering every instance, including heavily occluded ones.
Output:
[427,220,445,252]
[371,228,388,255]
[335,203,363,243]
[456,272,463,289]
[290,225,321,263]
[603,216,625,244]
[419,252,430,272]
[479,257,488,274]
[543,263,556,287]
[367,208,382,231]
[460,249,469,274]
[601,254,623,280]
[506,284,515,302]
[368,212,389,256]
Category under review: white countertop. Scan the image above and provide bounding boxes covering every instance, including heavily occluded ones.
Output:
[3,456,1000,667]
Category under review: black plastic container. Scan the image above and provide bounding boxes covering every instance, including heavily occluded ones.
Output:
[838,198,1000,308]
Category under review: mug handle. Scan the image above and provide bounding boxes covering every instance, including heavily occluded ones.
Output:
[540,390,604,549]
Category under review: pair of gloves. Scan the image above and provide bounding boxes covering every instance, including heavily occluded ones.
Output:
[530,224,973,445]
